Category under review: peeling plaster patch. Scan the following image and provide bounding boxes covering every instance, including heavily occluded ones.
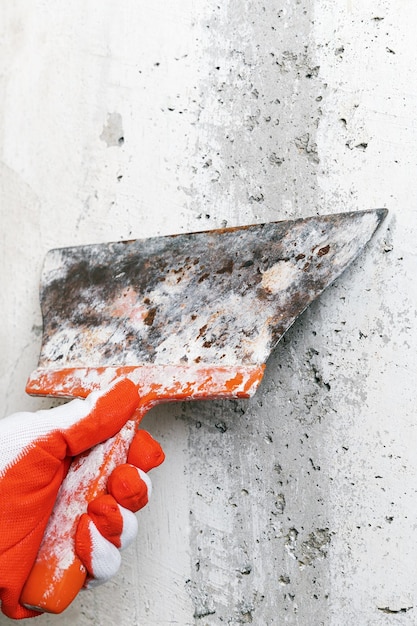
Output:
[285,527,331,566]
[193,597,216,619]
[239,601,255,622]
[274,493,286,514]
[346,140,368,151]
[285,527,299,559]
[299,528,331,566]
[378,606,413,614]
[269,152,285,166]
[294,132,320,163]
[100,112,125,147]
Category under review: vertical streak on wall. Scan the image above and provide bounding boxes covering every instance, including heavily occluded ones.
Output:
[188,0,324,226]
[183,2,337,624]
[313,1,417,624]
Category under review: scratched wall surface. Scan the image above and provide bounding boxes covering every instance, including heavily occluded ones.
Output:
[0,1,415,625]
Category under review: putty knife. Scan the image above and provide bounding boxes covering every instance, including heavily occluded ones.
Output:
[21,209,387,613]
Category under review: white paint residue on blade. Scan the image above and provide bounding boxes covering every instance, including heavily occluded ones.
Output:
[152,288,266,366]
[329,212,380,269]
[261,261,301,294]
[240,323,273,366]
[43,249,71,283]
[41,327,80,365]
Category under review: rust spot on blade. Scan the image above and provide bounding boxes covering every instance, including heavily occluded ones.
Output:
[197,324,208,339]
[317,245,330,257]
[144,307,157,326]
[217,259,234,274]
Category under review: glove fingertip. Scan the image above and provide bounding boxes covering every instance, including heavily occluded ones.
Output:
[87,495,123,548]
[127,430,165,472]
[108,464,151,512]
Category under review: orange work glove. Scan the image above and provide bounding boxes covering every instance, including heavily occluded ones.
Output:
[0,379,164,619]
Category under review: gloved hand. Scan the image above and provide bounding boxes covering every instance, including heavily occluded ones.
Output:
[0,379,164,620]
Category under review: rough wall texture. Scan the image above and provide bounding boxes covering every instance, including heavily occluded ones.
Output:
[0,1,415,625]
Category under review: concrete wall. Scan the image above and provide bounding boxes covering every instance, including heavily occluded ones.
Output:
[0,1,415,624]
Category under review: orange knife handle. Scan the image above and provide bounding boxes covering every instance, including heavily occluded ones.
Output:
[20,417,140,614]
[20,556,87,615]
[21,365,265,614]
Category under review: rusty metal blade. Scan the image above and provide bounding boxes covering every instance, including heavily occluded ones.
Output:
[33,209,386,374]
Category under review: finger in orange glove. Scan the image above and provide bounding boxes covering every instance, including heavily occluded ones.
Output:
[0,379,164,619]
[75,431,164,588]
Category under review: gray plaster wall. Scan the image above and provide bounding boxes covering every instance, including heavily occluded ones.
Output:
[0,1,415,624]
